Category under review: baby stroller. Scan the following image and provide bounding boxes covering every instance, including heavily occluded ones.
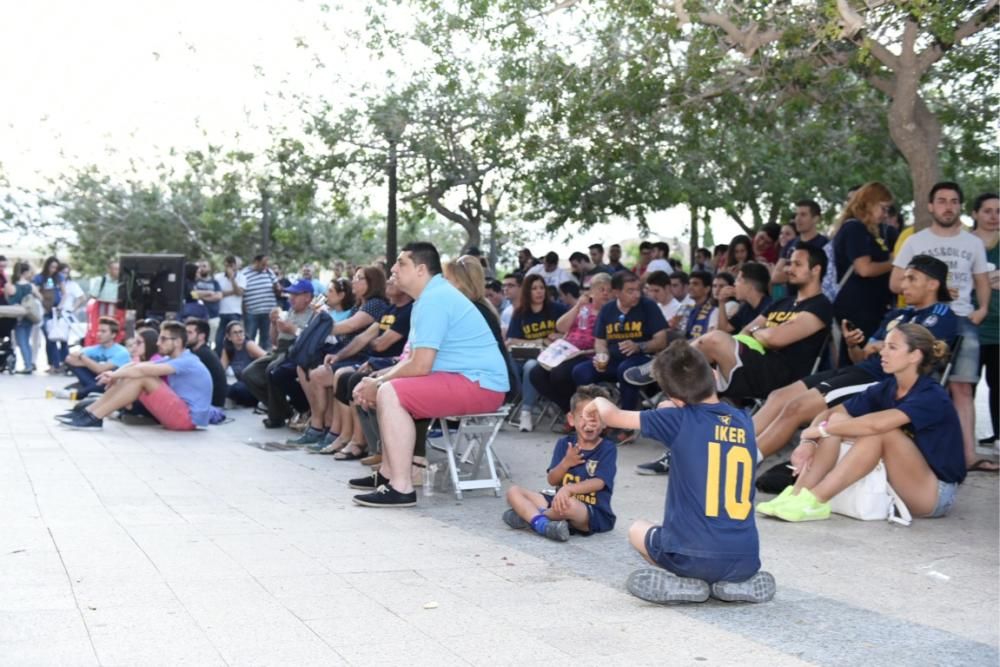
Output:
[0,316,16,374]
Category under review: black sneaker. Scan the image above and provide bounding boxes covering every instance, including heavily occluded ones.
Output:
[636,453,670,475]
[623,361,655,387]
[352,483,417,508]
[62,410,103,430]
[502,509,528,530]
[349,470,390,490]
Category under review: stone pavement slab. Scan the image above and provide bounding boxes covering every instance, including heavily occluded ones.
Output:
[0,373,997,666]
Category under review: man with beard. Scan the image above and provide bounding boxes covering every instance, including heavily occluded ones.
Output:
[891,182,994,473]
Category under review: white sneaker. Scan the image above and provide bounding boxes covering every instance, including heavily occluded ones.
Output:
[519,409,533,432]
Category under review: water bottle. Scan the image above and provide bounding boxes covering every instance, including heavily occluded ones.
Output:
[577,304,590,330]
[423,463,439,497]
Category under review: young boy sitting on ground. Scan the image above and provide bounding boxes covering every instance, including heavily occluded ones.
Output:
[502,384,617,542]
[583,340,775,604]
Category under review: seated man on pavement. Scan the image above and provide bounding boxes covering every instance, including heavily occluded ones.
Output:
[62,316,131,399]
[752,255,957,460]
[686,245,833,404]
[184,318,228,408]
[58,320,212,431]
[220,320,266,407]
[572,270,668,443]
[297,275,412,455]
[241,280,316,428]
[349,242,509,508]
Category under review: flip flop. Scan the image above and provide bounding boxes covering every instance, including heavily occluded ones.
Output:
[333,445,367,461]
[968,459,1000,473]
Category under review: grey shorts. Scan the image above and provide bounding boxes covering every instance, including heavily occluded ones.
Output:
[949,316,980,383]
[926,480,958,518]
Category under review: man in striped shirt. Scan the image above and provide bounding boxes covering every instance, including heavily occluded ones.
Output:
[241,254,278,350]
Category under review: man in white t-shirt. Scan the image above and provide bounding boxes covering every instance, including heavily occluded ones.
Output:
[890,181,993,472]
[526,251,574,288]
[663,270,695,325]
[642,270,673,319]
[645,241,672,274]
[214,255,246,353]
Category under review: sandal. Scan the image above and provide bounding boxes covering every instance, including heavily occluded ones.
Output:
[967,459,999,473]
[333,443,367,460]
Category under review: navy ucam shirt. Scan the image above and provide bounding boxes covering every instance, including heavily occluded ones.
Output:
[640,402,761,560]
[856,303,957,380]
[547,435,617,533]
[593,296,667,360]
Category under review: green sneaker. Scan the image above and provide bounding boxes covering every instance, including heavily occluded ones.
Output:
[774,488,830,522]
[756,486,796,517]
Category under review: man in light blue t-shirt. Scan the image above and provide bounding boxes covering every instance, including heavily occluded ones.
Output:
[351,242,509,508]
[58,320,213,431]
[62,316,131,399]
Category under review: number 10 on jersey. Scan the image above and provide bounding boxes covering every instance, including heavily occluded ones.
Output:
[705,442,753,520]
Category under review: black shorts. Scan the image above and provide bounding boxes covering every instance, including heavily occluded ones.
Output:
[802,366,879,406]
[644,526,759,584]
[720,343,795,400]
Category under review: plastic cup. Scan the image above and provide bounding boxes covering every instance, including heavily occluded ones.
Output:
[595,353,609,372]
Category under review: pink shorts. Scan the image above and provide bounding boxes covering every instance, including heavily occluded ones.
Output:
[390,373,505,419]
[138,381,196,431]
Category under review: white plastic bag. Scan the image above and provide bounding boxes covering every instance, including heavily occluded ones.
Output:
[829,441,911,525]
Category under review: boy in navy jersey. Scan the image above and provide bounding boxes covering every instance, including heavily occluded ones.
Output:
[502,385,617,541]
[584,341,775,604]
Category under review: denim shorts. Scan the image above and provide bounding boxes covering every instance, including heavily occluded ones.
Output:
[926,480,958,518]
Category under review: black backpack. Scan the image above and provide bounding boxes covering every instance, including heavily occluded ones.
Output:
[286,310,333,380]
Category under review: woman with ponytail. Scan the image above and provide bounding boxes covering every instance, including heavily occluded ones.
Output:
[758,323,964,521]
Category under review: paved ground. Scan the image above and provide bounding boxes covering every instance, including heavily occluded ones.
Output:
[1,372,997,666]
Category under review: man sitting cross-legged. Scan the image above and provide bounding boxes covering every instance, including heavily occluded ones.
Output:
[689,245,833,404]
[753,254,957,460]
[349,242,509,507]
[61,316,131,399]
[58,320,212,430]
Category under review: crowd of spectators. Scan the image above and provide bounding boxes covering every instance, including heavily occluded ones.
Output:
[0,181,997,600]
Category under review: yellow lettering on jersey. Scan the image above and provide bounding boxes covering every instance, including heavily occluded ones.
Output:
[560,472,597,505]
[705,442,721,517]
[713,425,747,444]
[724,447,753,520]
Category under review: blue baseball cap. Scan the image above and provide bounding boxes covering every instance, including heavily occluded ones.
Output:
[284,279,315,295]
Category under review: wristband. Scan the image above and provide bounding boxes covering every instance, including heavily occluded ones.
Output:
[818,420,830,439]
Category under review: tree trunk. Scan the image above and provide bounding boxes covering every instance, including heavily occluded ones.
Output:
[386,140,398,264]
[689,205,699,268]
[886,90,941,231]
[259,185,271,257]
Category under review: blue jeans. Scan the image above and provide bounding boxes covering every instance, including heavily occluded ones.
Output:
[215,313,243,354]
[513,358,541,409]
[15,319,33,370]
[571,353,651,410]
[244,312,272,351]
[68,365,104,399]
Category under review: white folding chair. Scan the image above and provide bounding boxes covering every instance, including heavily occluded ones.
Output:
[427,405,512,500]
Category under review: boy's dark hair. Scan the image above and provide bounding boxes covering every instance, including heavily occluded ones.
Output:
[795,199,821,217]
[973,192,998,212]
[695,247,712,260]
[569,383,611,412]
[689,270,713,288]
[161,320,187,346]
[588,243,604,252]
[652,340,715,404]
[669,270,689,285]
[795,244,828,280]
[653,241,670,256]
[402,242,442,275]
[644,270,670,288]
[929,181,964,204]
[713,244,729,256]
[544,251,559,265]
[738,262,770,295]
[568,251,589,263]
[184,317,210,340]
[558,280,581,299]
[638,241,653,251]
[714,271,735,286]
[485,278,502,293]
[611,270,639,291]
[97,316,120,335]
